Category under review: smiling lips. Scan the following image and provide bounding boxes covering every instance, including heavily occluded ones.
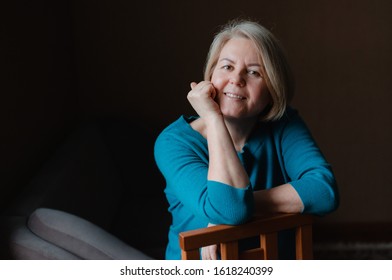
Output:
[224,92,246,100]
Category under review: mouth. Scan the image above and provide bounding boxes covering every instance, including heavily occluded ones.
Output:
[224,92,246,100]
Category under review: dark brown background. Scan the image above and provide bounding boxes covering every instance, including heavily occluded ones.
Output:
[2,0,391,235]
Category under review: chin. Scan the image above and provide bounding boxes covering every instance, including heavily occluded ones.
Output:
[222,112,244,120]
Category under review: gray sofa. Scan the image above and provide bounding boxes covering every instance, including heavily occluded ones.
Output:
[0,119,170,260]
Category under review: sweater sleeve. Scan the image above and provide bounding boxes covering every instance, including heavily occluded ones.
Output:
[278,109,339,215]
[154,122,254,225]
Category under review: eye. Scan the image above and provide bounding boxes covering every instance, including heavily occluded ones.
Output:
[248,70,261,77]
[222,65,233,70]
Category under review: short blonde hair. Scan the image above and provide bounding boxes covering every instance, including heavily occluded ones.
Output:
[204,19,294,121]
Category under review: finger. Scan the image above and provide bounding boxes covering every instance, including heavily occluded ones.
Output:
[206,248,212,260]
[203,246,217,260]
[190,82,197,89]
[200,82,217,99]
[210,86,217,100]
[211,245,218,260]
[201,247,208,260]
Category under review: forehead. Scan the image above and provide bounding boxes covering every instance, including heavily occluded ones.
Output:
[219,37,260,62]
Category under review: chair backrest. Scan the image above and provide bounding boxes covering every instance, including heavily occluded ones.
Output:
[179,213,314,260]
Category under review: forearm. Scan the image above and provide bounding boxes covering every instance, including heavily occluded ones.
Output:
[205,115,249,189]
[253,183,304,215]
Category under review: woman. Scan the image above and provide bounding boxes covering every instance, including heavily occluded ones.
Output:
[154,18,339,260]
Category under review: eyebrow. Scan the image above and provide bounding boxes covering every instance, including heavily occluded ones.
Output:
[219,58,262,67]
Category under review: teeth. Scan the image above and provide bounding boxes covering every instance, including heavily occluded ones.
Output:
[225,92,244,100]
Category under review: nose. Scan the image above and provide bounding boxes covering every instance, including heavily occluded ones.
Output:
[229,71,245,87]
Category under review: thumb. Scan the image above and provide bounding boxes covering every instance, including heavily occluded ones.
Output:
[190,82,197,90]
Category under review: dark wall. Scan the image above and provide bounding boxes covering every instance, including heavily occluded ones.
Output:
[1,1,79,210]
[2,0,392,225]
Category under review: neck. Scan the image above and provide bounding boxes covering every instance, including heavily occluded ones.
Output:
[224,116,258,152]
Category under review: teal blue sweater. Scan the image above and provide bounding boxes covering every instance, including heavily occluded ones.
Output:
[154,107,339,260]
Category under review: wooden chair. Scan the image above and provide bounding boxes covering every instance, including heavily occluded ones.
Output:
[179,213,314,260]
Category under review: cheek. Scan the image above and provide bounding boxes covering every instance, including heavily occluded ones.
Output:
[210,73,226,89]
[261,87,271,102]
[253,86,271,106]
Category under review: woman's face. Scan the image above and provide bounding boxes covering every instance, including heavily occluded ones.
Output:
[211,37,270,120]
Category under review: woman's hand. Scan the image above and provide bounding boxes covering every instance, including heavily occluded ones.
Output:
[201,223,219,260]
[201,244,219,260]
[187,81,221,119]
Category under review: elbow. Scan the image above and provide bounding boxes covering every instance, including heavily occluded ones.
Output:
[325,181,340,214]
[294,172,340,216]
[322,178,340,214]
[209,202,254,225]
[319,194,339,216]
[205,191,254,225]
[204,181,254,225]
[224,201,254,225]
[306,180,340,216]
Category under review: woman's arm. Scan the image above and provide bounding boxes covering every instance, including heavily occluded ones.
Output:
[204,114,250,189]
[154,118,253,226]
[253,183,304,215]
[263,108,339,216]
[187,81,253,260]
[187,81,250,189]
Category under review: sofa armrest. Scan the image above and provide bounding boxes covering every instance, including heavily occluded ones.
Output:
[28,208,153,260]
[0,216,81,260]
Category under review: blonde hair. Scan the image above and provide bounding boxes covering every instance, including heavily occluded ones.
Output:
[204,19,294,121]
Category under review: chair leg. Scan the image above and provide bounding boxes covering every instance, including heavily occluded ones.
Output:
[181,249,199,260]
[295,224,313,259]
[220,241,239,260]
[260,232,278,259]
